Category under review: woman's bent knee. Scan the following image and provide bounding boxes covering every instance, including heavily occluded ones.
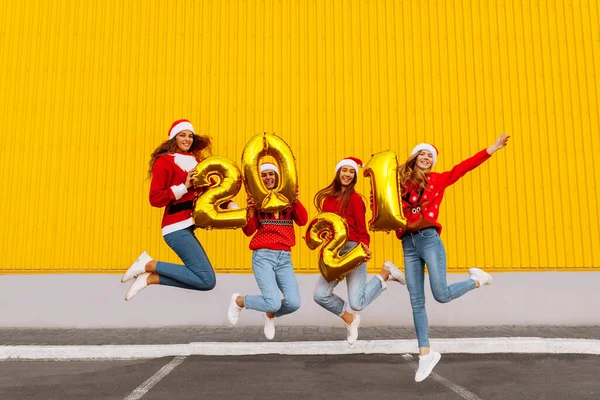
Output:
[264,297,283,314]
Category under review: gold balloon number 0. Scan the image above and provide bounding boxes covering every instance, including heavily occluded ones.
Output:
[241,133,298,213]
[193,156,247,230]
[305,212,368,282]
[363,151,407,232]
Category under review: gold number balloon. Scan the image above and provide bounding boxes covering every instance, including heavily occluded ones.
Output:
[193,156,247,230]
[363,151,407,232]
[305,212,368,283]
[241,133,298,213]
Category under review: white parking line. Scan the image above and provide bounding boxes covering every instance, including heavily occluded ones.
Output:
[402,354,482,400]
[123,356,186,400]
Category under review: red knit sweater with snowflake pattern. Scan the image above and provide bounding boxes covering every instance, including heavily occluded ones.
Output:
[242,201,309,251]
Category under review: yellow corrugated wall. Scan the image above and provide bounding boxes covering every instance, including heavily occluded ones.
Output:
[0,0,598,274]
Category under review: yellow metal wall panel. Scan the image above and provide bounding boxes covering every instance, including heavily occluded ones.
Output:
[0,0,598,274]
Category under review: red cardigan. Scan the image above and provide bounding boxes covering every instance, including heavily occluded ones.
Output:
[149,152,201,236]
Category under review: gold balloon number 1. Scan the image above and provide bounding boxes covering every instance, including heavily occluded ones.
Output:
[363,151,407,232]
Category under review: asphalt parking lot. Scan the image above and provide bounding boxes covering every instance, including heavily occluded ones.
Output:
[1,353,599,400]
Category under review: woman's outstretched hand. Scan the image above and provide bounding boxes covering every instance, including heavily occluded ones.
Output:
[487,133,511,155]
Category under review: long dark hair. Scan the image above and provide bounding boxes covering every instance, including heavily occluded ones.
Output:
[313,168,358,216]
[148,134,212,177]
[398,152,430,195]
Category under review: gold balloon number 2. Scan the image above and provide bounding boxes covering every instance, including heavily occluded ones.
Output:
[305,212,368,282]
[193,156,247,230]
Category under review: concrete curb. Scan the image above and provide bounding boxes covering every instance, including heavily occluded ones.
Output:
[1,337,600,360]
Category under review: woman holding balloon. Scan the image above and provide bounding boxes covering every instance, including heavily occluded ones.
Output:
[227,154,308,340]
[387,133,510,382]
[312,157,406,344]
[121,119,228,300]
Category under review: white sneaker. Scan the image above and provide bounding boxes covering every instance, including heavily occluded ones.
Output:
[227,293,242,325]
[345,314,361,345]
[264,315,275,340]
[383,261,406,285]
[122,251,153,282]
[469,267,492,287]
[125,272,150,301]
[415,351,441,382]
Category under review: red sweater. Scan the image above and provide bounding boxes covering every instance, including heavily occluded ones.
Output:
[322,192,370,246]
[396,149,491,238]
[149,152,201,236]
[243,201,309,251]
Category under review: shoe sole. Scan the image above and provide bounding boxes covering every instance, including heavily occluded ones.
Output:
[228,293,241,325]
[125,273,150,301]
[122,253,149,282]
[264,324,275,340]
[415,352,441,382]
[346,314,361,345]
[469,268,492,286]
[383,262,406,285]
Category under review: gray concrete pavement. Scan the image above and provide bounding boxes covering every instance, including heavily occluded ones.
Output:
[1,325,599,345]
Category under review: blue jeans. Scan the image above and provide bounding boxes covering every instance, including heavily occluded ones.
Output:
[244,249,301,318]
[313,241,385,316]
[155,226,216,291]
[402,228,476,347]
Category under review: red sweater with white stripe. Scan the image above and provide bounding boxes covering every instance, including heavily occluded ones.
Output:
[322,192,370,246]
[242,201,309,251]
[149,152,201,236]
[396,149,492,238]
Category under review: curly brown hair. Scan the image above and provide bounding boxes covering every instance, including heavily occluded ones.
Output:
[313,168,358,216]
[148,134,212,177]
[398,152,430,195]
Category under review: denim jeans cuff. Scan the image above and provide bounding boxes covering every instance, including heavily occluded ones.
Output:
[376,274,387,290]
[337,300,347,317]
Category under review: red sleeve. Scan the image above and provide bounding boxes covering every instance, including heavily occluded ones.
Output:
[242,214,259,236]
[291,200,309,226]
[351,194,371,246]
[149,158,176,208]
[437,149,491,188]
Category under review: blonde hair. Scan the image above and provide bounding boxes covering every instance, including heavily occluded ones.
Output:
[398,152,431,195]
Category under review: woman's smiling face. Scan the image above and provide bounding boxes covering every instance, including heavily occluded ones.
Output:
[416,150,434,170]
[261,169,278,189]
[174,130,194,152]
[339,166,356,187]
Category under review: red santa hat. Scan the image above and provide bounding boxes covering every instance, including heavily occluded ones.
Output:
[168,119,195,140]
[411,143,438,167]
[335,157,364,174]
[259,156,279,174]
